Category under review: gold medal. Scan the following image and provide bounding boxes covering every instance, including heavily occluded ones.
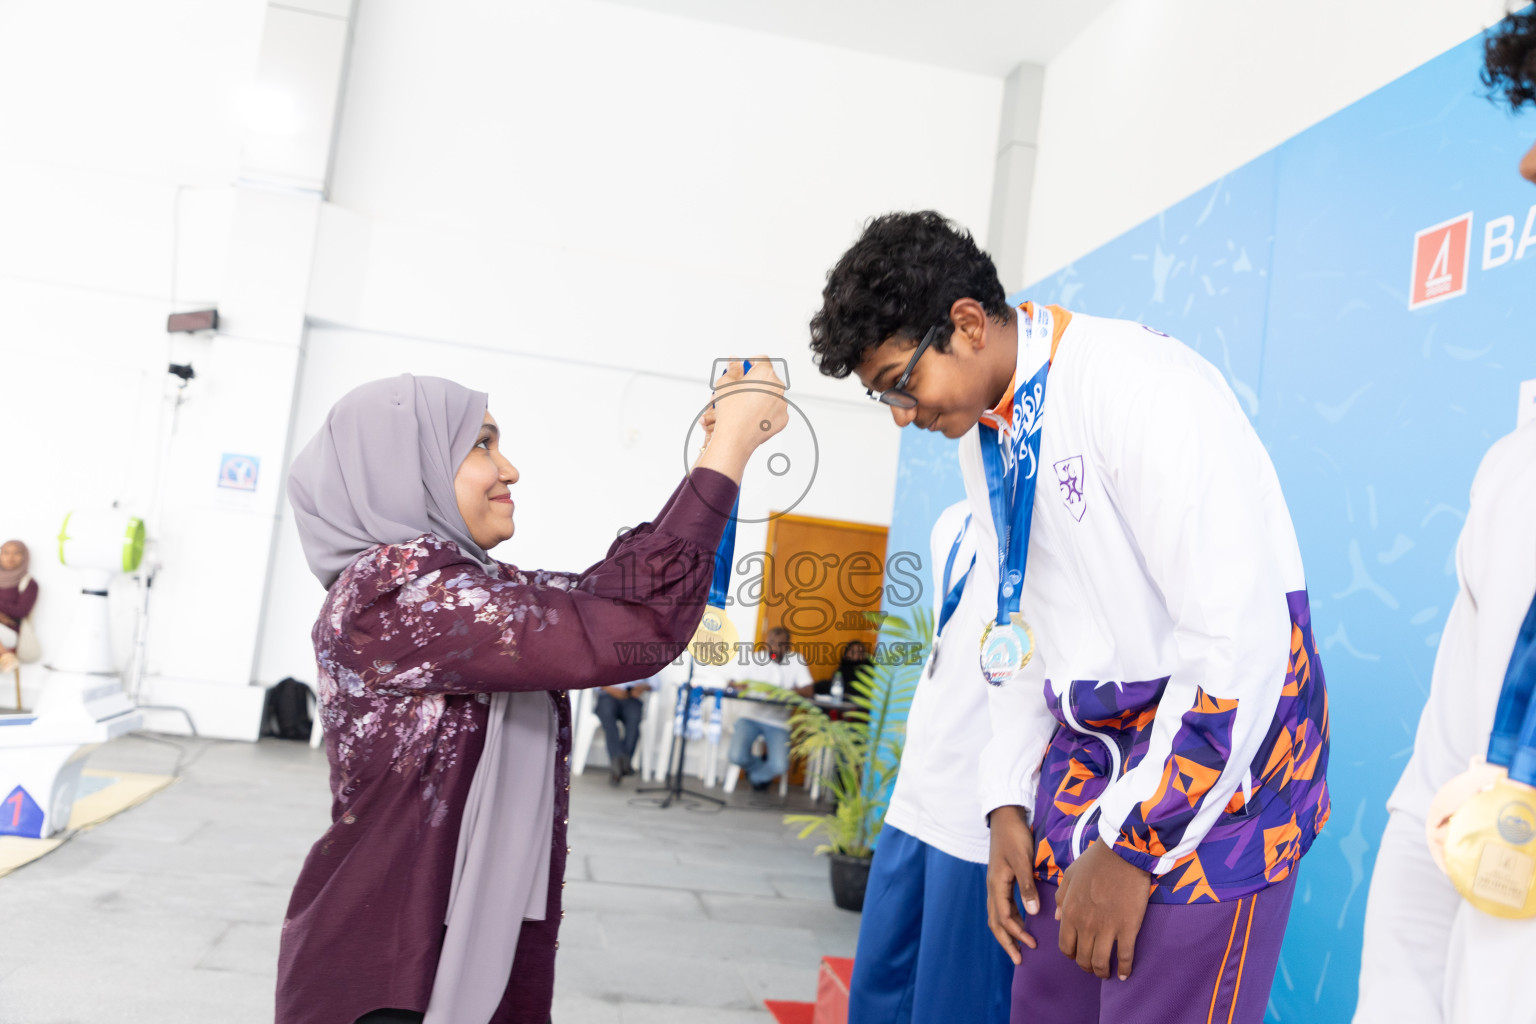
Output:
[1426,759,1508,873]
[1444,774,1536,918]
[689,605,739,667]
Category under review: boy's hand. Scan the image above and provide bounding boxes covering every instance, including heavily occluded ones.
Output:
[1055,838,1151,980]
[987,805,1040,965]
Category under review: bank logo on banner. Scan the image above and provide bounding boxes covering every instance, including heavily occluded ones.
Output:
[1409,212,1472,310]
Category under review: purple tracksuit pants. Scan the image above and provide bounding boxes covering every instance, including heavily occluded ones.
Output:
[1011,873,1296,1024]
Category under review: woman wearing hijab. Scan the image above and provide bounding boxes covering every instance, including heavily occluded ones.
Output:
[835,639,872,692]
[277,365,787,1024]
[0,540,39,660]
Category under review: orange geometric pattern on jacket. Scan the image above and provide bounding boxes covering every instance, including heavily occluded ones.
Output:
[1053,756,1101,818]
[1167,850,1219,904]
[1116,827,1168,862]
[1031,590,1331,906]
[1192,691,1240,715]
[1261,726,1295,790]
[1293,721,1324,781]
[1263,814,1302,883]
[1083,706,1158,733]
[1286,621,1331,748]
[1172,756,1223,809]
[1283,623,1307,697]
[1035,835,1063,884]
[1136,751,1225,825]
[1312,788,1332,834]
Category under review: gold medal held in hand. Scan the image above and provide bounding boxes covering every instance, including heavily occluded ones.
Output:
[1444,774,1536,918]
[689,606,739,667]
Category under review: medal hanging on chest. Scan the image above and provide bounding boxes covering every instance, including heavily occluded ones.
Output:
[1442,590,1536,918]
[977,305,1055,687]
[980,613,1036,686]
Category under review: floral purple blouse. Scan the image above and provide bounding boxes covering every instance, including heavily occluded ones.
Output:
[276,469,737,1024]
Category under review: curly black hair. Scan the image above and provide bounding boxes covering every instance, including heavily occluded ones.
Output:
[808,211,1011,379]
[1484,3,1536,110]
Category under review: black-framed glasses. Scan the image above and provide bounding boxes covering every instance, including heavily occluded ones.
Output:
[866,321,944,409]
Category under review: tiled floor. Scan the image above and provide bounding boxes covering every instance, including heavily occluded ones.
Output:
[0,735,859,1023]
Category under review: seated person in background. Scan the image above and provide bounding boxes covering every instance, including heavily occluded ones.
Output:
[838,639,872,695]
[0,540,38,671]
[729,626,814,791]
[815,639,874,698]
[594,675,652,785]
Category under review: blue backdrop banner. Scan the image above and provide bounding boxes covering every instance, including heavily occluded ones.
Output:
[882,30,1535,1022]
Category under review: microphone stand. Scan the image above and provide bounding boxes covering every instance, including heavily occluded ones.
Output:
[635,677,725,810]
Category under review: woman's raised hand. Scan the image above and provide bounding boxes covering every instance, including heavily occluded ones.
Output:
[694,358,790,482]
[712,358,788,448]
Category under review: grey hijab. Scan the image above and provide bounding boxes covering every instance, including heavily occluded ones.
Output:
[287,373,556,1024]
[287,374,496,589]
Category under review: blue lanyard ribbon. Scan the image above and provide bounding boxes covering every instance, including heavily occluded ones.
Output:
[937,514,975,638]
[707,360,749,607]
[709,506,737,607]
[979,358,1050,627]
[1488,590,1536,786]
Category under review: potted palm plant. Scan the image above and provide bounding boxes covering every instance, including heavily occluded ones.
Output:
[741,609,932,912]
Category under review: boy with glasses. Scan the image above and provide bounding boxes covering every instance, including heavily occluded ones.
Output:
[809,211,1330,1024]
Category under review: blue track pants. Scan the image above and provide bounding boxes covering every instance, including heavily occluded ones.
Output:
[848,825,1012,1024]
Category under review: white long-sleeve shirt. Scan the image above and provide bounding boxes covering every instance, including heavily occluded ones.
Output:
[1355,421,1536,1023]
[971,305,1328,900]
[882,500,998,864]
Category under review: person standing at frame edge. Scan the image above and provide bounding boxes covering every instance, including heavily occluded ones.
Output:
[808,212,1330,1023]
[837,499,1015,1024]
[1354,8,1536,1022]
[276,365,788,1024]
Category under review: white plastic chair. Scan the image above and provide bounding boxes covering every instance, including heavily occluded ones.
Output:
[571,687,600,774]
[722,762,789,797]
[573,687,661,776]
[720,718,790,797]
[640,685,669,781]
[308,687,323,749]
[807,748,829,802]
[702,694,735,787]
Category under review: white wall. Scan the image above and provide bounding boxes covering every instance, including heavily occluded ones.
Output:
[0,0,264,709]
[312,0,1001,393]
[1022,0,1515,287]
[252,0,1003,687]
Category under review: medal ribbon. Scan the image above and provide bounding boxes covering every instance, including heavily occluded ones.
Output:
[979,307,1055,628]
[1487,590,1536,785]
[937,514,975,638]
[707,360,750,608]
[709,506,737,608]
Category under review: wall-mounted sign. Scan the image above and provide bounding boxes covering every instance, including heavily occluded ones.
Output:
[1409,211,1472,310]
[218,453,260,492]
